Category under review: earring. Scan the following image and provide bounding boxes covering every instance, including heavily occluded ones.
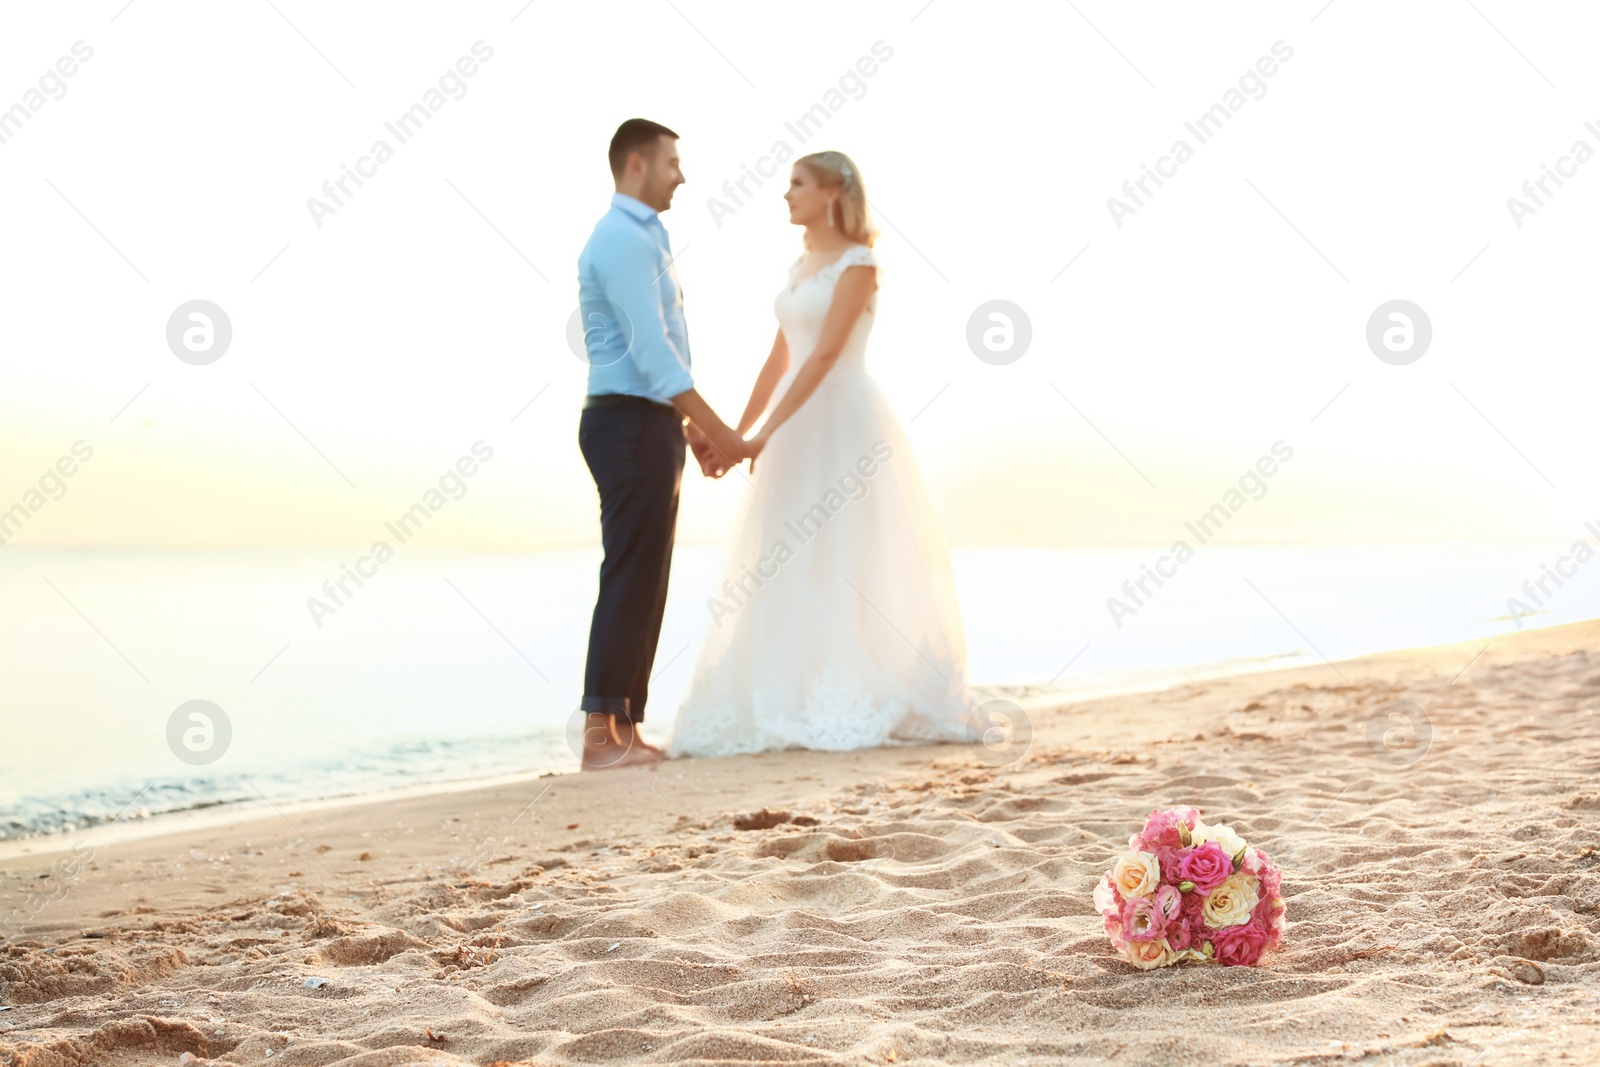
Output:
[827,200,836,228]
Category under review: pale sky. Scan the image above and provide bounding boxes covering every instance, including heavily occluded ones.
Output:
[2,1,1595,551]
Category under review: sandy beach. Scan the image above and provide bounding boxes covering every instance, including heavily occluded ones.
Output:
[3,621,1598,1066]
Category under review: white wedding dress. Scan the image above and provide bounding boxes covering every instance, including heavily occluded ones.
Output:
[668,244,975,757]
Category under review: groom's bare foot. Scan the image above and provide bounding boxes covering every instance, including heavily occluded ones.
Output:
[631,740,669,763]
[580,717,666,771]
[613,719,668,763]
[581,736,660,770]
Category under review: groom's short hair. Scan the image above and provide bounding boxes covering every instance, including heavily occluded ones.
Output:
[609,118,679,178]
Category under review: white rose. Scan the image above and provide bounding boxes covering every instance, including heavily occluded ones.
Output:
[1207,822,1247,859]
[1202,872,1260,928]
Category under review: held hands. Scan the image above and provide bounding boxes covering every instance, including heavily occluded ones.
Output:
[744,431,768,473]
[685,422,725,478]
[686,422,765,479]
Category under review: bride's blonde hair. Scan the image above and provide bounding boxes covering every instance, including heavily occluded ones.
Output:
[796,151,878,249]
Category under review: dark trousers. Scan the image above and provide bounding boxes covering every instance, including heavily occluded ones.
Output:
[578,397,686,723]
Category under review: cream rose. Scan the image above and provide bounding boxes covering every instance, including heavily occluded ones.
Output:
[1112,851,1161,898]
[1202,872,1260,928]
[1125,937,1173,970]
[1207,822,1247,859]
[1189,819,1245,856]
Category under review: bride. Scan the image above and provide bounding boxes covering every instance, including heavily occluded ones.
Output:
[668,151,975,758]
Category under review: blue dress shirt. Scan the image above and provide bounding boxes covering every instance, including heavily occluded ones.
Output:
[576,192,694,403]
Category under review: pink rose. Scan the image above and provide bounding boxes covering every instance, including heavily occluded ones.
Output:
[1152,846,1183,884]
[1103,912,1136,954]
[1164,915,1196,952]
[1139,807,1198,850]
[1211,920,1269,966]
[1121,895,1167,942]
[1093,872,1122,917]
[1253,891,1286,940]
[1179,891,1214,942]
[1152,884,1182,922]
[1257,856,1283,895]
[1178,842,1233,893]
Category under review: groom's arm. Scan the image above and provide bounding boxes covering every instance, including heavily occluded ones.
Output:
[669,388,746,469]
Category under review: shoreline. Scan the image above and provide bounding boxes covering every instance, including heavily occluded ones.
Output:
[0,616,1559,875]
[0,637,1436,862]
[0,615,1566,866]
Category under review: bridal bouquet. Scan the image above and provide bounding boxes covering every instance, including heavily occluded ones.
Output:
[1094,807,1285,968]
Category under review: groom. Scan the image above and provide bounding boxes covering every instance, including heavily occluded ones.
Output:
[574,118,753,770]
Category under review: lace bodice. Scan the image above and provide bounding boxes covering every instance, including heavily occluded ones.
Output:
[772,244,878,379]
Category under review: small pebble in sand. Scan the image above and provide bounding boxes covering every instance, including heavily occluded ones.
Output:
[1509,960,1544,985]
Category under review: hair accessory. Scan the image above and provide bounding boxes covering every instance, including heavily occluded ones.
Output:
[839,159,854,181]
